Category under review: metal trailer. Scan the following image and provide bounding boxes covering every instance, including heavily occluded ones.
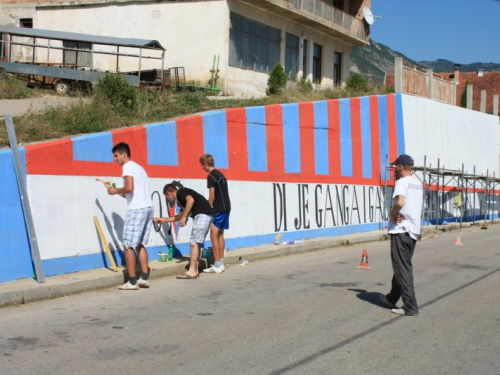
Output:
[0,25,166,94]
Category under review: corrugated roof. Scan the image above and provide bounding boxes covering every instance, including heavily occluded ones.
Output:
[0,25,165,50]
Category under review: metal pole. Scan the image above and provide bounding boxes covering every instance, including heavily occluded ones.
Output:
[8,34,11,63]
[4,114,45,283]
[161,50,165,84]
[485,170,490,222]
[47,38,50,65]
[460,164,464,229]
[138,47,142,83]
[436,158,440,230]
[473,166,476,227]
[116,46,119,72]
[493,171,496,224]
[421,155,427,227]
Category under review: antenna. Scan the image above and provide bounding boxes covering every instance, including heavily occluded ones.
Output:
[363,7,383,25]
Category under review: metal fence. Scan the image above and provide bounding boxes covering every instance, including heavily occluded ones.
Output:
[284,0,368,41]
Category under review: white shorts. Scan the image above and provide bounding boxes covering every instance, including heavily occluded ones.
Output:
[190,214,213,244]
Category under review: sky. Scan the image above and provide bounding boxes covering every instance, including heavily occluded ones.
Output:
[369,0,500,65]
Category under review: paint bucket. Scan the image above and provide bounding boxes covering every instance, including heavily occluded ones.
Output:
[201,248,213,258]
[159,252,167,262]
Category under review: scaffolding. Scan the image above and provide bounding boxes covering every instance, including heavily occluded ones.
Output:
[384,155,500,231]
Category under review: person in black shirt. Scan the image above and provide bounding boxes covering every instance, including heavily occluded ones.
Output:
[154,182,213,279]
[199,154,231,274]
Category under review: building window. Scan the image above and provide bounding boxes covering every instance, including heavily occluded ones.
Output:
[302,39,308,79]
[20,18,33,28]
[0,34,5,60]
[313,44,322,83]
[63,41,92,68]
[285,33,299,80]
[334,52,342,86]
[229,12,281,74]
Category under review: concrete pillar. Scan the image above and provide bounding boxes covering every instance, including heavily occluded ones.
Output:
[306,39,314,82]
[493,95,498,116]
[452,79,457,105]
[467,84,473,110]
[298,36,305,81]
[428,69,433,99]
[395,57,403,93]
[480,90,486,113]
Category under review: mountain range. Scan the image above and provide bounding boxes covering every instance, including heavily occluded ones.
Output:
[351,40,500,84]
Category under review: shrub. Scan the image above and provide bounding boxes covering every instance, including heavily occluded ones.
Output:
[267,62,287,95]
[0,74,33,99]
[96,73,138,111]
[346,73,368,92]
[297,78,313,93]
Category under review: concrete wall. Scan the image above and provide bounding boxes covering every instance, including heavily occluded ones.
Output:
[34,0,352,97]
[1,93,499,283]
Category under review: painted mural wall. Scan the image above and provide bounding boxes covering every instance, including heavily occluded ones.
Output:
[1,93,498,283]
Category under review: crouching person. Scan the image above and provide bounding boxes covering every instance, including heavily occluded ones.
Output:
[154,182,213,279]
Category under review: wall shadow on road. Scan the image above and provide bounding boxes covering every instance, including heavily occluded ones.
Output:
[268,266,500,375]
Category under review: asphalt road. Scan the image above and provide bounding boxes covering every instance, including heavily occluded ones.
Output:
[1,225,499,375]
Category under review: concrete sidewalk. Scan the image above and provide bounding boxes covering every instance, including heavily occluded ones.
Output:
[0,220,494,308]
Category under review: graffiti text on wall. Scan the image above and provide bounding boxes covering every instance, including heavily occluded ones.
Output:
[273,183,388,232]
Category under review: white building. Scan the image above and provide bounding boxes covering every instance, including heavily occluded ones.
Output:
[1,0,371,97]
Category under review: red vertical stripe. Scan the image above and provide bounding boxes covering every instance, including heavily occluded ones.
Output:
[369,96,381,184]
[112,127,148,168]
[327,99,341,179]
[176,115,205,179]
[266,104,285,179]
[387,94,398,163]
[350,98,363,178]
[225,108,248,181]
[26,139,74,175]
[298,102,315,180]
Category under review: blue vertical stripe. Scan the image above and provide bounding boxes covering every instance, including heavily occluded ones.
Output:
[0,149,33,282]
[146,121,178,166]
[282,103,301,173]
[378,95,390,179]
[360,97,372,178]
[339,98,352,177]
[202,111,228,169]
[246,107,267,172]
[313,101,329,175]
[395,93,405,155]
[72,132,113,162]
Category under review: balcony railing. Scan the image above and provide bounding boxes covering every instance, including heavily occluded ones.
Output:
[283,0,369,41]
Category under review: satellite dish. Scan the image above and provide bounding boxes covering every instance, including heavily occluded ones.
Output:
[363,7,383,25]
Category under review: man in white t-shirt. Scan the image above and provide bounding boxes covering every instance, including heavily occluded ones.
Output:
[380,154,423,316]
[107,142,153,290]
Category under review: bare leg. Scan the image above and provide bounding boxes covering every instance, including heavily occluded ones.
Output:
[186,243,200,277]
[210,223,221,262]
[124,247,137,278]
[218,228,225,259]
[136,244,149,274]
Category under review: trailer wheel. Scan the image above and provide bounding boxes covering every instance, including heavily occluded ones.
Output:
[53,80,69,95]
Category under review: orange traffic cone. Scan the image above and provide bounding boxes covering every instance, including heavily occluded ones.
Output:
[455,236,463,245]
[356,250,372,269]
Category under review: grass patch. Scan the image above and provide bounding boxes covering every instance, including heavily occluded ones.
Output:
[0,83,391,148]
[0,74,43,99]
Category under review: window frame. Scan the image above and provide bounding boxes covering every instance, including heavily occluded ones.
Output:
[334,51,342,86]
[312,43,322,83]
[229,12,281,74]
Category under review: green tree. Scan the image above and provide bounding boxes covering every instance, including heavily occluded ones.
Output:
[267,62,287,95]
[96,73,138,111]
[346,73,368,92]
[460,80,470,108]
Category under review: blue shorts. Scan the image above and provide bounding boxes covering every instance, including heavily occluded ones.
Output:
[212,211,230,230]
